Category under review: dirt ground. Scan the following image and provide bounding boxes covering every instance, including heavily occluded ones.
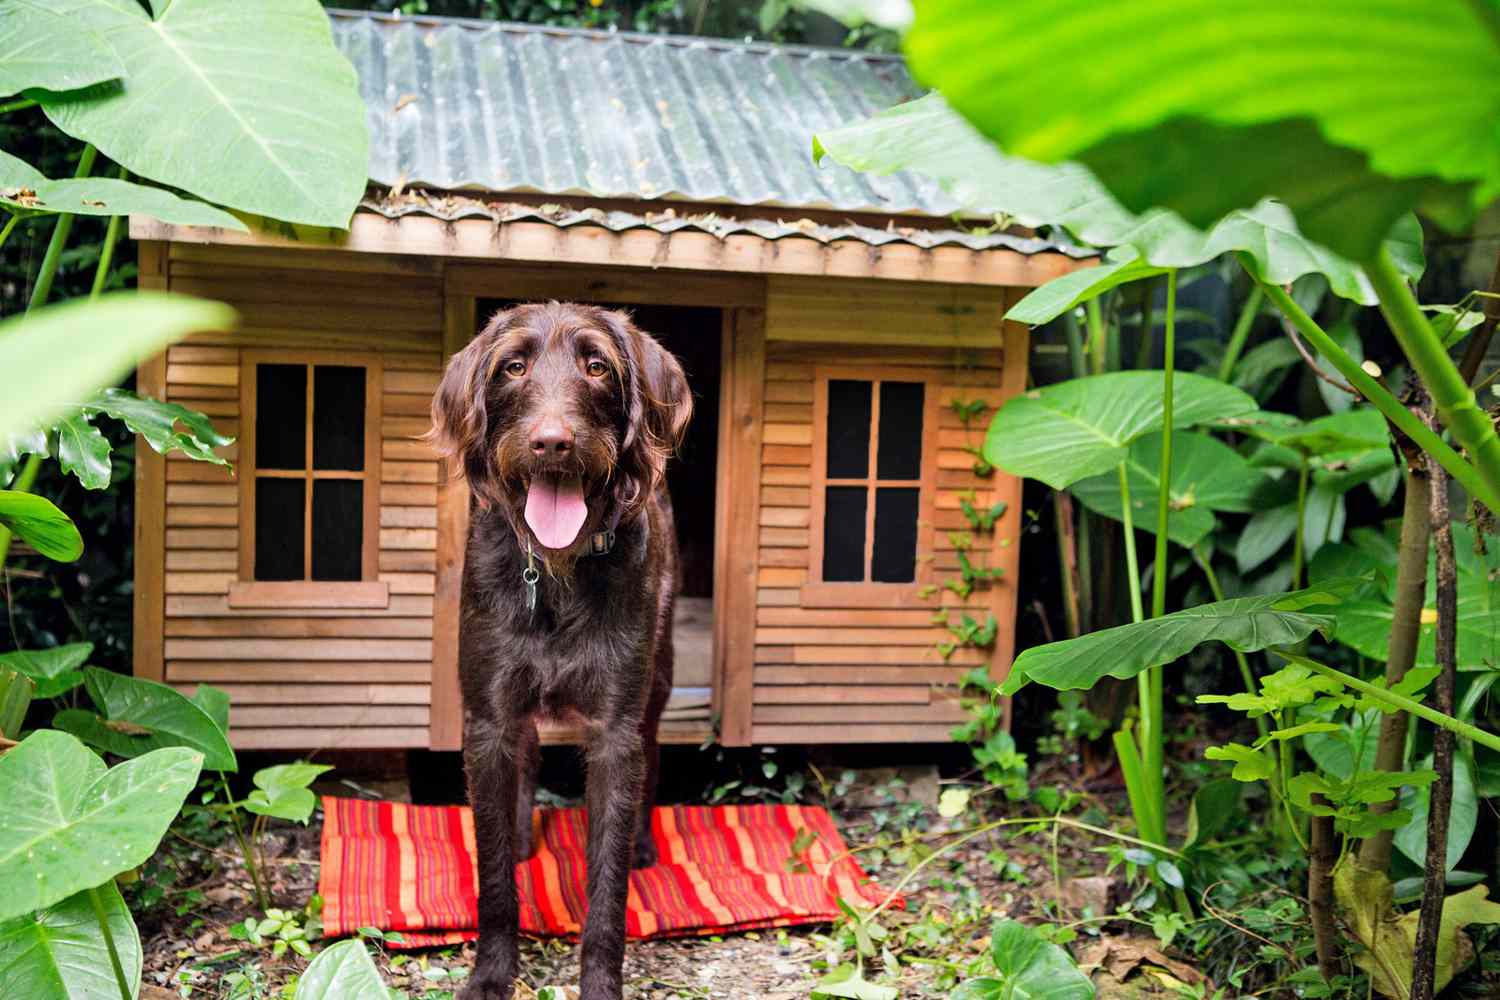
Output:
[139,763,1191,999]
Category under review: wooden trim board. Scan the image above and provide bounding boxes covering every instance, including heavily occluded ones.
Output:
[132,213,1089,289]
[133,240,169,682]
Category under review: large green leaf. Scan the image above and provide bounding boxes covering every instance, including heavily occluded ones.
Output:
[901,1,1499,260]
[0,730,201,922]
[295,939,389,1000]
[52,413,111,491]
[1310,523,1500,671]
[983,371,1257,490]
[0,293,236,439]
[0,425,47,486]
[1395,750,1478,872]
[811,93,1425,302]
[0,0,123,95]
[0,883,140,1000]
[54,667,237,772]
[0,150,245,230]
[82,389,233,468]
[950,919,1094,1000]
[39,0,369,228]
[1071,431,1277,547]
[0,669,32,740]
[999,584,1351,695]
[243,762,333,824]
[0,644,91,700]
[0,491,82,562]
[1236,505,1299,575]
[1006,251,1169,325]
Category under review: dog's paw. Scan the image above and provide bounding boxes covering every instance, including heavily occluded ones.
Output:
[631,837,658,870]
[457,972,517,1000]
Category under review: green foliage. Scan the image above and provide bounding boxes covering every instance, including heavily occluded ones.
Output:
[983,371,1256,490]
[999,584,1350,695]
[0,882,140,1000]
[813,93,1426,302]
[0,489,83,561]
[243,763,334,824]
[950,919,1094,1000]
[899,0,1499,260]
[0,292,236,451]
[1070,431,1274,547]
[229,901,322,959]
[1006,251,1171,326]
[53,666,238,772]
[293,938,388,999]
[0,668,33,739]
[0,729,202,923]
[0,643,91,699]
[39,0,369,228]
[0,149,246,229]
[0,0,123,94]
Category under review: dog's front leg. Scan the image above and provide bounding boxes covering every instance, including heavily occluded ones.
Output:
[461,712,522,1000]
[579,725,645,1000]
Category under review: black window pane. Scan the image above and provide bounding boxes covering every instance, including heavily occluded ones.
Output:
[255,478,304,581]
[871,487,919,583]
[826,380,871,479]
[877,382,924,480]
[822,486,867,582]
[311,480,364,581]
[256,365,306,470]
[313,366,366,471]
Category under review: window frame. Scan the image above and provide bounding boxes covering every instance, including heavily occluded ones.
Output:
[233,350,384,604]
[803,365,940,605]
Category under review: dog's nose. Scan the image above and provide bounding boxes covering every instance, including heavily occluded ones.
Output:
[530,423,574,456]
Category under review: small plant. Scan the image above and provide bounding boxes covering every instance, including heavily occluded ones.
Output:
[230,898,325,959]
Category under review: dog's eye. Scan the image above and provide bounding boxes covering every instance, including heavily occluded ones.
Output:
[585,359,609,378]
[503,360,526,378]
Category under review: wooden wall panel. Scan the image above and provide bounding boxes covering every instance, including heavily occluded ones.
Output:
[748,277,1024,741]
[148,249,444,752]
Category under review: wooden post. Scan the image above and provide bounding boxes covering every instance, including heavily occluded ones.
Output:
[715,306,766,746]
[429,282,473,750]
[133,241,169,682]
[987,289,1031,729]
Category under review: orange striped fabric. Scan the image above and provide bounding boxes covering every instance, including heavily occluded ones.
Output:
[319,797,897,948]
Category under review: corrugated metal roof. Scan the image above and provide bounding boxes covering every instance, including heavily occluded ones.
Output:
[330,9,959,218]
[361,190,1097,256]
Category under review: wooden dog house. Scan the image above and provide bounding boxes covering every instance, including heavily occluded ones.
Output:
[128,10,1092,751]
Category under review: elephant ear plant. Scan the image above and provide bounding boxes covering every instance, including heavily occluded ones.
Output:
[805,0,1500,992]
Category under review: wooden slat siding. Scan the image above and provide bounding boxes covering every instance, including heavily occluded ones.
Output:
[747,278,1018,740]
[133,241,169,682]
[429,289,472,751]
[151,255,445,751]
[715,306,766,746]
[172,683,431,705]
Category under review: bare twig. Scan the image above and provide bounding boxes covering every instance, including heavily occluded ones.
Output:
[1282,319,1359,395]
[1412,453,1459,1000]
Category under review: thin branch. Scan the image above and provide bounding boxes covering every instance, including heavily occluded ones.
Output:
[1281,316,1358,395]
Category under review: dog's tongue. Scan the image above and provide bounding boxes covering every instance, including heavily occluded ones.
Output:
[525,475,588,550]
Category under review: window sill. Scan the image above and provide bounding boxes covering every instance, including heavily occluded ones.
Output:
[227,581,391,609]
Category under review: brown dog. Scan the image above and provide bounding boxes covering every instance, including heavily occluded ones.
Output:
[428,302,691,1000]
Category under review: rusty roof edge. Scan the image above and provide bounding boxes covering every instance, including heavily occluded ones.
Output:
[358,192,1098,258]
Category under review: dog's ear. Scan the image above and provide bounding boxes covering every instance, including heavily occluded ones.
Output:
[596,309,692,512]
[425,310,510,508]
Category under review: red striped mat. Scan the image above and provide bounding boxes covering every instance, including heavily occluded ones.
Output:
[319,797,896,948]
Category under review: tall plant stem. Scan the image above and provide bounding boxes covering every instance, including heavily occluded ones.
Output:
[1054,492,1083,639]
[1280,653,1500,754]
[1217,284,1264,382]
[1117,465,1145,625]
[1252,266,1499,512]
[1291,463,1310,588]
[87,885,133,1000]
[90,185,127,302]
[0,146,100,567]
[1365,248,1500,508]
[1085,298,1108,375]
[26,144,97,314]
[1114,464,1164,846]
[1412,457,1458,1000]
[1142,269,1177,847]
[1358,451,1432,871]
[0,214,19,253]
[219,772,268,910]
[1308,793,1339,982]
[1194,552,1264,735]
